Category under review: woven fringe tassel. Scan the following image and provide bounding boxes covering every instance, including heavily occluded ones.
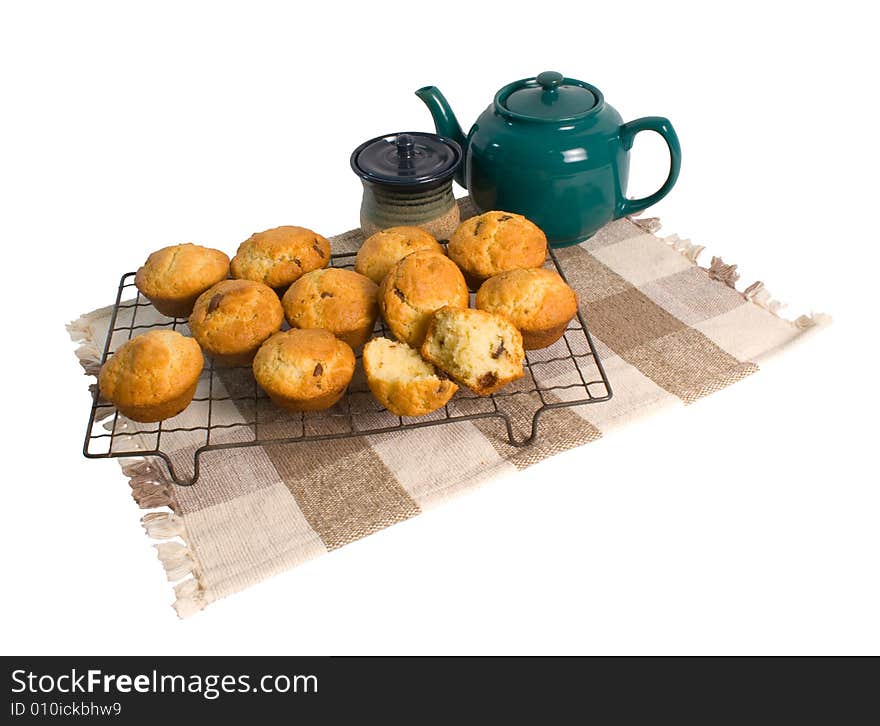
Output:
[173,578,206,619]
[642,221,830,329]
[130,478,174,509]
[66,306,113,343]
[150,528,208,618]
[142,511,185,539]
[155,541,195,581]
[629,215,662,234]
[706,256,740,288]
[119,459,164,481]
[662,233,705,264]
[743,281,785,315]
[74,343,103,377]
[795,312,833,329]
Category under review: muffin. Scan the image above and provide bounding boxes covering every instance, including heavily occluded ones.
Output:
[378,250,469,348]
[475,268,578,350]
[355,226,444,285]
[189,279,284,366]
[253,329,355,412]
[421,307,524,396]
[282,268,378,350]
[363,337,458,417]
[135,243,230,318]
[230,226,330,292]
[98,330,204,422]
[447,211,547,282]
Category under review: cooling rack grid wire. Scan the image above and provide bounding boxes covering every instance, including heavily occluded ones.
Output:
[83,248,612,485]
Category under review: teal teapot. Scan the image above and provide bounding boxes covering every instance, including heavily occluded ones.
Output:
[416,71,681,247]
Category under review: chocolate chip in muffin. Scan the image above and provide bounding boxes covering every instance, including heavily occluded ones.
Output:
[498,214,513,222]
[478,372,497,389]
[474,220,484,235]
[294,258,303,268]
[491,340,505,359]
[313,363,323,376]
[312,240,324,257]
[320,291,334,299]
[207,293,224,314]
[393,287,406,302]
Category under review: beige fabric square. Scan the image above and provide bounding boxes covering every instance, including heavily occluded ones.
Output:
[549,353,680,429]
[580,217,647,252]
[368,422,514,509]
[694,303,804,362]
[183,481,326,602]
[592,233,693,287]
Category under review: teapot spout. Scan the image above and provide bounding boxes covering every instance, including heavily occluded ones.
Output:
[416,86,467,187]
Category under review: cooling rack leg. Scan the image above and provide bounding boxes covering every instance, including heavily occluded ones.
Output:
[505,411,541,447]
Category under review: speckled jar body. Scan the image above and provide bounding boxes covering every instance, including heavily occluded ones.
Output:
[359,180,460,240]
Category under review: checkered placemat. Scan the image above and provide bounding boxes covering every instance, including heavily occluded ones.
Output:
[68,198,827,616]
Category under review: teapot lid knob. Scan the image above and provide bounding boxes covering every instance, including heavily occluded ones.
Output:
[396,133,416,160]
[536,71,564,90]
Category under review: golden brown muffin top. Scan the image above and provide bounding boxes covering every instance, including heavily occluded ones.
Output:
[448,211,547,279]
[475,268,578,332]
[282,268,378,335]
[355,226,444,284]
[135,243,229,299]
[378,250,469,347]
[380,250,468,311]
[230,226,330,289]
[189,279,284,354]
[253,329,355,401]
[98,330,204,408]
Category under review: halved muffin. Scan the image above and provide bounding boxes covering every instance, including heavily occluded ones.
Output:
[363,337,458,417]
[420,307,524,396]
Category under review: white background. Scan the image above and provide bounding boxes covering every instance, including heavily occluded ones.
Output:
[1,1,877,655]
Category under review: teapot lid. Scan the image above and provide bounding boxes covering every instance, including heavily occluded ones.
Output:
[350,132,462,190]
[497,71,603,121]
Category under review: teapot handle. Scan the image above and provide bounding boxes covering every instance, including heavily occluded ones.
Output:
[615,117,681,218]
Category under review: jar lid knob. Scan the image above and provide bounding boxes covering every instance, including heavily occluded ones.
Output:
[396,133,416,160]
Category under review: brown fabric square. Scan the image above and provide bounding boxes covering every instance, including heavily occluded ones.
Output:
[585,286,686,352]
[266,437,420,550]
[553,246,632,303]
[625,328,757,403]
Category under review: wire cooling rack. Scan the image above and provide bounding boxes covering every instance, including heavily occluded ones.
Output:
[83,248,612,485]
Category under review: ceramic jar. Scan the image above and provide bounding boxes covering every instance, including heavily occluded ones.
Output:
[350,132,462,239]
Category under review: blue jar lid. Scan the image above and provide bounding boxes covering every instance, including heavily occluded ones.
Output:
[351,132,461,191]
